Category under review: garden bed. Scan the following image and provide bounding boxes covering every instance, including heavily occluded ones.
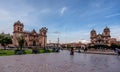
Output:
[0,49,54,56]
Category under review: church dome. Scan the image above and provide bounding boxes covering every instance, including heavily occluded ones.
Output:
[104,26,110,31]
[14,20,24,26]
[91,29,96,33]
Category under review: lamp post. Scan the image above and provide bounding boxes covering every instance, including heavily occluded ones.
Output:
[44,36,46,50]
[57,37,59,48]
[54,31,60,51]
[54,31,60,46]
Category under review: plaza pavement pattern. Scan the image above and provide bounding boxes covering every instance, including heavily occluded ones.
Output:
[0,50,120,72]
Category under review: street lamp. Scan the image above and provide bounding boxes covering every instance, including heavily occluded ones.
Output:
[54,31,60,52]
[44,36,46,50]
[54,31,60,47]
[57,37,59,48]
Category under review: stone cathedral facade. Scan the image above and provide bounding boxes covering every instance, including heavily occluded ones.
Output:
[12,21,48,47]
[90,27,111,46]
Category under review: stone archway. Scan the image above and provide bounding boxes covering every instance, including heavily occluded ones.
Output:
[24,40,28,46]
[33,40,36,46]
[39,43,41,47]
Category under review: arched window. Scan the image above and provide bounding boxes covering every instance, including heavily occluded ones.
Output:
[25,41,28,46]
[17,27,19,31]
[20,28,22,31]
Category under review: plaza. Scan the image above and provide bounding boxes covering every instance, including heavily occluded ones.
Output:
[0,50,120,72]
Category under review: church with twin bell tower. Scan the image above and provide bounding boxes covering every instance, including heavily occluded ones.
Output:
[12,20,48,47]
[90,27,111,46]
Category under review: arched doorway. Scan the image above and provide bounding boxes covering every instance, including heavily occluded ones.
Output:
[24,40,28,46]
[33,40,36,46]
[39,43,41,47]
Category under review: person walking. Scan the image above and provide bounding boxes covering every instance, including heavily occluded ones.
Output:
[78,47,81,53]
[70,47,74,55]
[115,48,120,55]
[117,48,120,55]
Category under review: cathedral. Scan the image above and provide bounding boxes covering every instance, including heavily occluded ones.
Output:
[12,21,48,47]
[90,27,111,46]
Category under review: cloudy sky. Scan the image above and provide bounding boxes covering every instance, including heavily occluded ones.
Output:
[0,0,120,43]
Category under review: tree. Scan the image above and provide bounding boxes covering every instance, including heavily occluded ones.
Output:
[17,36,25,50]
[0,34,12,50]
[110,43,119,50]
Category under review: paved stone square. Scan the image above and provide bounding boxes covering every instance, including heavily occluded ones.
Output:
[0,50,120,72]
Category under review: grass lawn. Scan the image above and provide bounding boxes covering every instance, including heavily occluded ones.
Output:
[0,49,54,56]
[0,50,14,56]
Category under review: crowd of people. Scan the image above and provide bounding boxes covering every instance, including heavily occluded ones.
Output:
[70,47,88,55]
[70,47,120,56]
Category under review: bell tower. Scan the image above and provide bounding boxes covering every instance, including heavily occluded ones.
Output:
[13,20,24,33]
[90,29,97,44]
[13,20,24,46]
[103,26,111,45]
[90,29,97,38]
[39,27,48,47]
[103,26,110,37]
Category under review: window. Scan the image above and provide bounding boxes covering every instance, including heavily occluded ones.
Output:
[17,27,19,31]
[20,28,22,31]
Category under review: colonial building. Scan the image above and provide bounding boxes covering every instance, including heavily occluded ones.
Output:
[61,42,85,48]
[13,21,48,47]
[90,27,111,46]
